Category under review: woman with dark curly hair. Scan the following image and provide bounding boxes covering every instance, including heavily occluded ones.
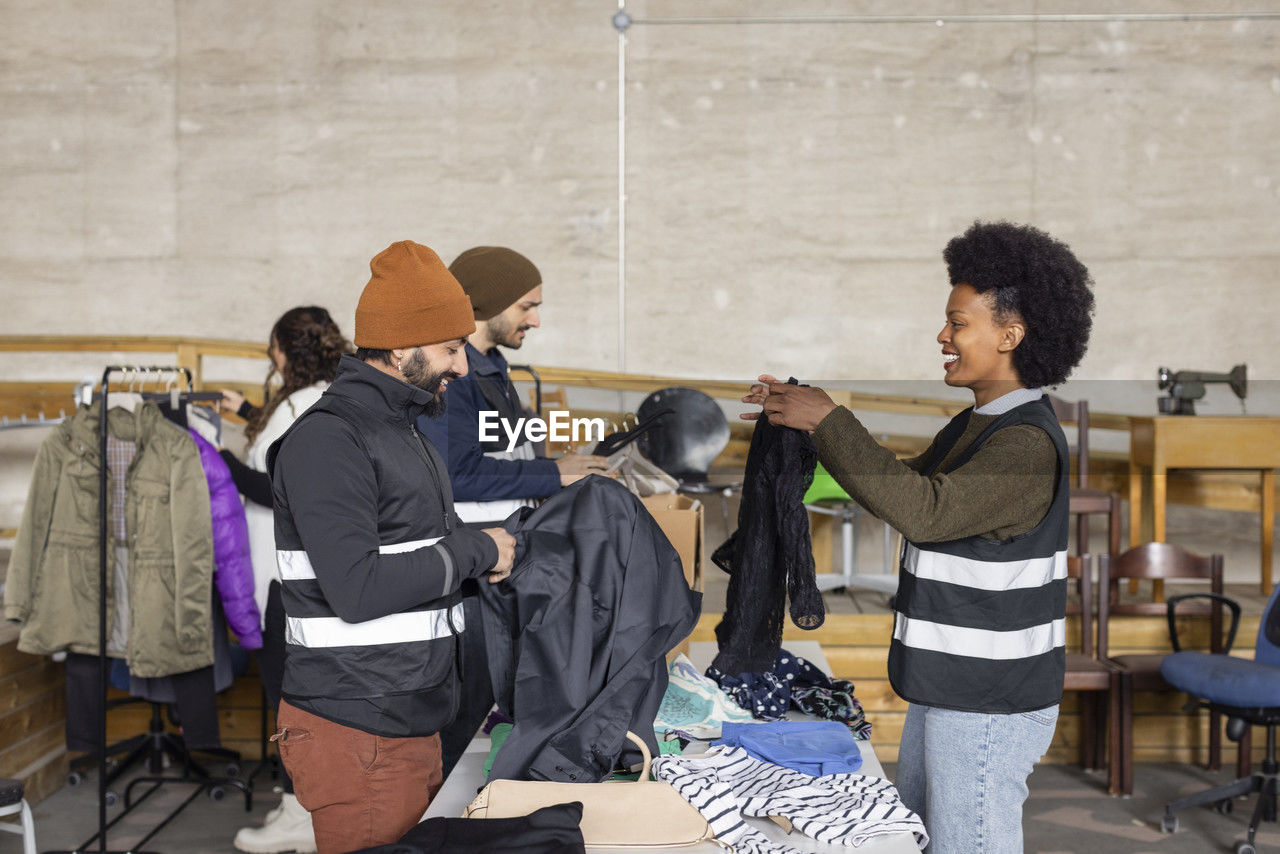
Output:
[744,221,1095,854]
[217,306,351,854]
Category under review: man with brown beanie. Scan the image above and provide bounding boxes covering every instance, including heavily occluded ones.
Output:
[266,240,516,854]
[418,245,609,776]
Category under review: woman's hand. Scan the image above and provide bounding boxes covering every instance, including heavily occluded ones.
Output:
[219,389,245,416]
[740,374,837,432]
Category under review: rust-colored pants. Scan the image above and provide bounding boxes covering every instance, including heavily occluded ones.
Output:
[275,700,443,854]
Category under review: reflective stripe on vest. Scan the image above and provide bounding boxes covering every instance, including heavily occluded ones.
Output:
[285,602,465,649]
[453,443,539,524]
[893,613,1067,660]
[902,542,1068,591]
[276,536,444,581]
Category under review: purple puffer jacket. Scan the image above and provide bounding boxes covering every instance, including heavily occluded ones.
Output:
[187,429,263,650]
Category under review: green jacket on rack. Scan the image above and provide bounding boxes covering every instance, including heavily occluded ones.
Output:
[5,402,216,677]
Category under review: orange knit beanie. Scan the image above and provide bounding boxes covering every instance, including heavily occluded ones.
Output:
[354,241,476,348]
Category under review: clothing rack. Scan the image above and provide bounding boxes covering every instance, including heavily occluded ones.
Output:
[51,365,250,854]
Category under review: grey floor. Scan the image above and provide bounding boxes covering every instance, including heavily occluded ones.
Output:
[23,755,1280,853]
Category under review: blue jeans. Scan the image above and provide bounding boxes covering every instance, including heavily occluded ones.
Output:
[895,702,1058,854]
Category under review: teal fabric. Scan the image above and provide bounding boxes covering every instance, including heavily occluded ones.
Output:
[655,653,756,739]
[483,723,514,780]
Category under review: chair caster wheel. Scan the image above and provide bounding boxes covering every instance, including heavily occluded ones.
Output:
[1233,841,1256,854]
[104,790,119,808]
[208,786,226,802]
[225,762,241,778]
[67,771,85,787]
[1215,798,1234,815]
[1161,814,1179,833]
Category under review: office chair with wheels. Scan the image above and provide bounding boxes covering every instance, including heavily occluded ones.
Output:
[1160,582,1280,854]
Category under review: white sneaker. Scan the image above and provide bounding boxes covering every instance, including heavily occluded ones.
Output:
[233,794,318,853]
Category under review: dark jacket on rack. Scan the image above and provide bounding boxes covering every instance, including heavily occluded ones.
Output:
[5,402,216,677]
[480,475,700,783]
[187,429,262,650]
[268,355,499,738]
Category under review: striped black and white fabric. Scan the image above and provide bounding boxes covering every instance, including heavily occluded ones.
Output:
[651,746,928,851]
[888,391,1071,714]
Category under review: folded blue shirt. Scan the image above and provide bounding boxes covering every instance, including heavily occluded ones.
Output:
[713,720,862,776]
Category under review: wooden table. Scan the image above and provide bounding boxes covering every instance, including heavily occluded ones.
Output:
[1128,416,1280,594]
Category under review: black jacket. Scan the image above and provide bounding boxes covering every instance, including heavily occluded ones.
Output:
[479,476,701,782]
[268,355,498,736]
[354,803,585,854]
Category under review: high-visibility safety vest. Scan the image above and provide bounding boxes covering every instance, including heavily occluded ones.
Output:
[888,395,1070,714]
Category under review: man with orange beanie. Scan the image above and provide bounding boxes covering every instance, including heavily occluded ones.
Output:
[266,240,517,853]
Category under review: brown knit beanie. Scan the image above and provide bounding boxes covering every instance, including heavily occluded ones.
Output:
[354,241,476,348]
[449,247,542,321]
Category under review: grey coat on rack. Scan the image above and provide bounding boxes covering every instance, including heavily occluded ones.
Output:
[5,401,217,677]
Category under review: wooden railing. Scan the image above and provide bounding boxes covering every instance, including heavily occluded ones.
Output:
[0,334,1126,425]
[0,334,1265,513]
[0,336,265,418]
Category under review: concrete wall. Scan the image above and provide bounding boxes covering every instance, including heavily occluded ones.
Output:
[2,1,1278,408]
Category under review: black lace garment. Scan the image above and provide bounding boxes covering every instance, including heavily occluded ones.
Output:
[712,395,823,675]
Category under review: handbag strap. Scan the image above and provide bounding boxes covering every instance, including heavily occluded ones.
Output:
[624,731,653,779]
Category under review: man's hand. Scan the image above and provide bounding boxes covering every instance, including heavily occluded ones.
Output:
[555,453,613,487]
[740,374,838,433]
[219,389,246,416]
[481,527,516,583]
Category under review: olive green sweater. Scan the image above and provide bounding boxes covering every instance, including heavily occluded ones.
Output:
[812,406,1057,543]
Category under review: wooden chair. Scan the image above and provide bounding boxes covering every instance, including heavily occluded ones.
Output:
[1047,395,1122,559]
[1101,543,1231,795]
[1062,553,1122,788]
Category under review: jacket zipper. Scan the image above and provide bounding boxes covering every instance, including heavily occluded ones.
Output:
[410,418,463,690]
[408,421,452,533]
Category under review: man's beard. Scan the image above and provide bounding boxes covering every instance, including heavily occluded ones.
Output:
[487,314,530,350]
[401,348,455,417]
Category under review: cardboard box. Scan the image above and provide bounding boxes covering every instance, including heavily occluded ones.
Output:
[640,493,704,593]
[640,493,705,664]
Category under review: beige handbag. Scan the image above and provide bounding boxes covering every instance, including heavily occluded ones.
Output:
[463,732,722,849]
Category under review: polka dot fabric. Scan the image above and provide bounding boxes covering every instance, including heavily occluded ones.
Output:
[706,648,873,739]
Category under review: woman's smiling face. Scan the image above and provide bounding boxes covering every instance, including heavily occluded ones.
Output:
[937,283,1023,397]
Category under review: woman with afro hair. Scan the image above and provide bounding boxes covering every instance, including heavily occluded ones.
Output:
[744,221,1095,854]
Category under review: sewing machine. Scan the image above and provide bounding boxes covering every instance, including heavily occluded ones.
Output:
[1156,364,1248,415]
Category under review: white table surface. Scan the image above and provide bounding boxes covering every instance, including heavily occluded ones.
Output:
[427,640,920,853]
